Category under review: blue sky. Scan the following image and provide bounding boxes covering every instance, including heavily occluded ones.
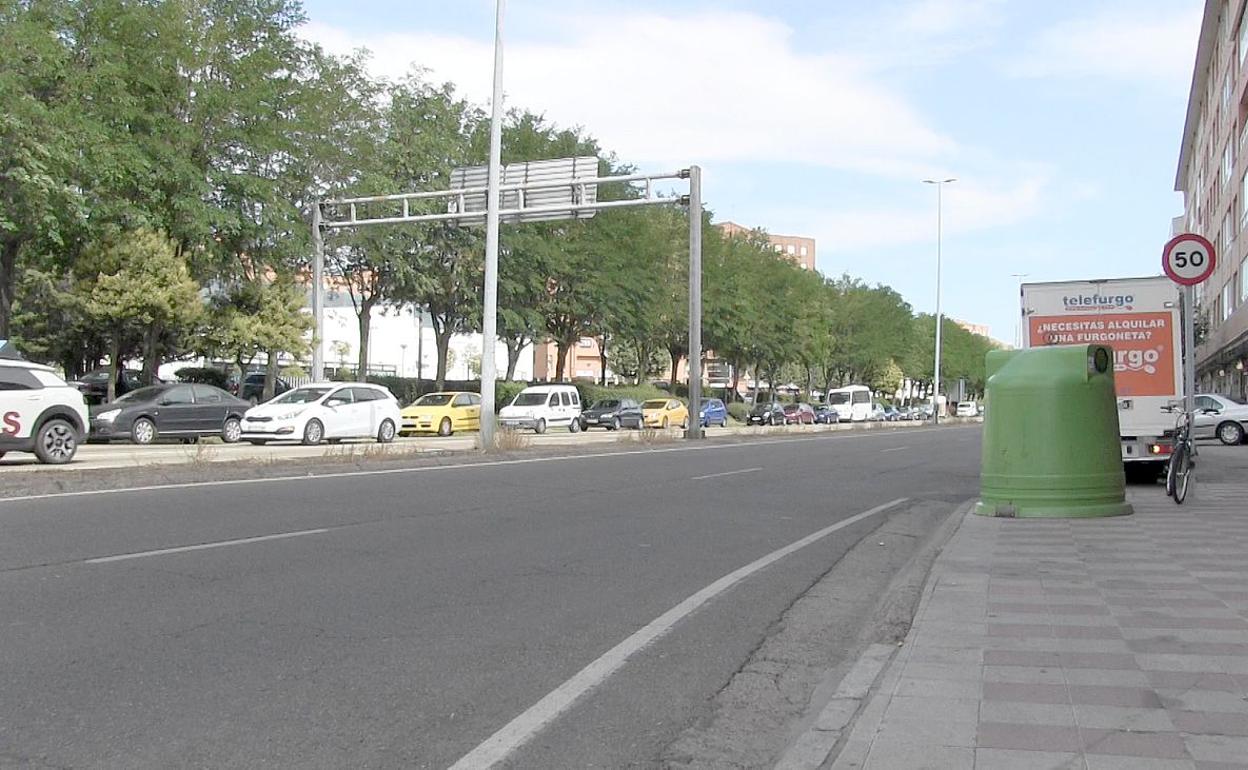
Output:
[301,0,1203,346]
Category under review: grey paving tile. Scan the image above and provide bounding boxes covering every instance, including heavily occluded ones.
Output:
[881,695,981,724]
[1184,735,1248,764]
[1170,710,1248,736]
[977,721,1082,752]
[979,701,1077,726]
[1062,668,1153,687]
[1129,640,1248,656]
[876,717,977,748]
[861,741,974,769]
[1065,685,1163,708]
[983,682,1070,705]
[983,665,1067,685]
[1084,757,1195,770]
[895,676,981,700]
[1147,671,1242,691]
[902,662,984,683]
[1079,728,1188,758]
[1135,654,1230,673]
[909,646,985,665]
[1158,688,1248,714]
[1193,761,1248,770]
[1073,704,1176,731]
[973,747,1083,769]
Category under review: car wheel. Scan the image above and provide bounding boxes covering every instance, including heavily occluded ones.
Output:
[681,418,689,431]
[611,417,621,431]
[132,417,157,445]
[438,417,453,437]
[222,417,242,443]
[661,417,669,430]
[302,418,324,446]
[377,419,397,444]
[569,418,581,433]
[34,418,77,464]
[535,418,547,435]
[1217,420,1245,446]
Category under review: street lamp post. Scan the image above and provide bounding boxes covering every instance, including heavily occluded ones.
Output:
[1010,273,1029,348]
[923,177,956,425]
[400,343,407,377]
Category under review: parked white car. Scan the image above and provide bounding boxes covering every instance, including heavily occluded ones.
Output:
[955,401,979,418]
[1193,393,1248,445]
[498,384,582,434]
[0,355,89,464]
[240,382,401,445]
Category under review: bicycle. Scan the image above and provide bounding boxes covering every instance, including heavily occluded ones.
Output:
[1163,405,1196,504]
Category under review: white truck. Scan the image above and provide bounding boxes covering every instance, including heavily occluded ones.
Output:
[1021,276,1182,473]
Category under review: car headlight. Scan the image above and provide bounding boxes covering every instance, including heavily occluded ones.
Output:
[95,409,121,422]
[274,409,304,421]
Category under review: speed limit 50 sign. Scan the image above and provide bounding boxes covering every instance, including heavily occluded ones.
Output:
[1162,233,1217,286]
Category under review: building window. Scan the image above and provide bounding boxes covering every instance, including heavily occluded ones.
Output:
[1241,255,1248,302]
[773,244,782,253]
[1226,281,1236,322]
[799,245,808,257]
[1241,11,1248,65]
[1224,143,1234,189]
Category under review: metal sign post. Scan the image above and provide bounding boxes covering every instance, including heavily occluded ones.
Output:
[1162,232,1217,434]
[479,0,506,450]
[686,165,703,440]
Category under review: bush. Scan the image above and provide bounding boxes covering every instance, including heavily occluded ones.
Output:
[727,402,749,423]
[364,375,533,407]
[576,382,674,407]
[175,367,229,388]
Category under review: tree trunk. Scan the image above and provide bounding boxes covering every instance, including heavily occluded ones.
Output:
[141,325,160,385]
[356,300,374,379]
[554,338,570,382]
[598,334,608,386]
[634,340,649,385]
[804,368,814,402]
[750,361,761,405]
[668,348,683,392]
[504,336,528,381]
[434,329,452,390]
[0,240,18,340]
[107,332,121,404]
[263,353,279,400]
[730,359,741,401]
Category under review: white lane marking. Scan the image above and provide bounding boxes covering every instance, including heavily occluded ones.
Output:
[691,467,762,481]
[0,427,973,505]
[447,497,910,770]
[84,528,330,564]
[880,446,909,453]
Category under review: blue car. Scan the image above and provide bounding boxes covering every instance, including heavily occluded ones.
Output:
[698,398,729,428]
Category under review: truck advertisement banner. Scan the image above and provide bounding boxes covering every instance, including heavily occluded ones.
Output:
[1028,312,1175,397]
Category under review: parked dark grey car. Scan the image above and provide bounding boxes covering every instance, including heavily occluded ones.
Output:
[579,398,643,430]
[747,402,787,426]
[89,383,250,445]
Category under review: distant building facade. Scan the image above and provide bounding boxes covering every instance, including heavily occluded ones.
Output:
[1175,0,1248,399]
[717,221,817,270]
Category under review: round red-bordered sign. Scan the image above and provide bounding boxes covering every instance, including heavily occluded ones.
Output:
[1162,233,1217,286]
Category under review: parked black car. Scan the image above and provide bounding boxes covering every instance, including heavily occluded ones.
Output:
[71,368,144,404]
[579,398,643,430]
[230,372,292,404]
[747,402,787,426]
[89,383,250,445]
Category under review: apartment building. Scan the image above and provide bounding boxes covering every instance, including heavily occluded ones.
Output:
[717,221,817,270]
[1176,0,1248,399]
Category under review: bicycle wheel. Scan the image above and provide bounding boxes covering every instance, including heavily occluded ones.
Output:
[1173,443,1192,504]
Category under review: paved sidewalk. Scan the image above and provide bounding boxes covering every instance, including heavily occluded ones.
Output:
[825,474,1248,769]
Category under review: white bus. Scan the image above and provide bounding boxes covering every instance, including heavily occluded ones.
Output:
[826,385,872,422]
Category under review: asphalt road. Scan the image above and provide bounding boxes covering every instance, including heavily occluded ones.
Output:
[0,425,983,768]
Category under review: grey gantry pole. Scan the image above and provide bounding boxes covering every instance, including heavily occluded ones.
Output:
[924,177,955,424]
[311,203,325,381]
[479,0,506,450]
[686,165,703,439]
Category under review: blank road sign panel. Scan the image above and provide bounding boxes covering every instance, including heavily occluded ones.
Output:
[450,156,599,223]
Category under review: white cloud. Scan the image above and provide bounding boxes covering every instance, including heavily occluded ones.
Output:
[1011,5,1202,85]
[300,10,955,174]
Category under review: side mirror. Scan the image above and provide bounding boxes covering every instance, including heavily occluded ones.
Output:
[158,398,172,406]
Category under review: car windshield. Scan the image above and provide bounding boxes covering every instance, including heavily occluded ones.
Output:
[1222,395,1247,406]
[81,370,111,383]
[269,387,331,405]
[783,404,798,412]
[512,392,548,407]
[642,400,668,410]
[591,400,620,409]
[114,386,165,404]
[415,393,454,407]
[827,393,851,405]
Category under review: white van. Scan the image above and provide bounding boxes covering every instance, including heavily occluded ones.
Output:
[498,384,583,434]
[826,385,872,422]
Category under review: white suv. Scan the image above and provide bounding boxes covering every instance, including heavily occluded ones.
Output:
[0,358,90,464]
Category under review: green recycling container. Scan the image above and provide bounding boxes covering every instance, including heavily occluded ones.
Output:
[975,344,1133,518]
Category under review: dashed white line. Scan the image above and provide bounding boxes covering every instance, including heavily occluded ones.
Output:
[447,497,910,770]
[84,528,330,564]
[691,467,762,481]
[880,446,909,453]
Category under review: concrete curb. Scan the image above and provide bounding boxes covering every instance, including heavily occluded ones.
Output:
[772,498,977,770]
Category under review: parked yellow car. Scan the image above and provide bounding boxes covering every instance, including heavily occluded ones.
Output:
[641,398,689,430]
[401,392,481,436]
